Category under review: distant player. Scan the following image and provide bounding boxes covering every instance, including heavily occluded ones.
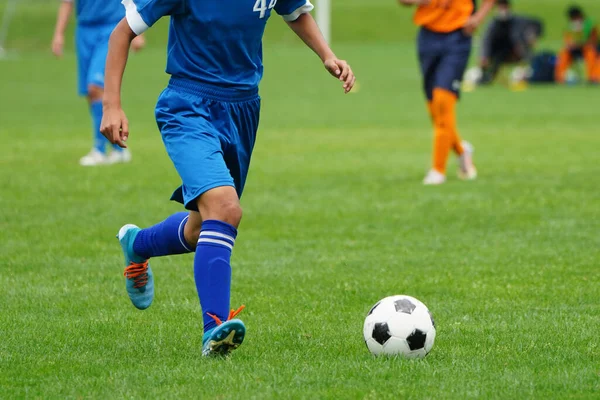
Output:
[100,0,355,356]
[555,5,599,84]
[398,0,496,185]
[51,0,145,166]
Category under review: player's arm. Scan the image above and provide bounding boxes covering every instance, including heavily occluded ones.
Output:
[285,13,355,93]
[101,0,183,147]
[51,0,73,58]
[100,19,137,148]
[464,0,496,35]
[586,27,598,48]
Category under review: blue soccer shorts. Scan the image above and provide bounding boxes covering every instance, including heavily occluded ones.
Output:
[155,78,260,211]
[417,28,473,100]
[76,23,115,96]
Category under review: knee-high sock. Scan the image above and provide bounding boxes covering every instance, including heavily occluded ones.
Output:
[431,88,462,174]
[593,54,600,82]
[132,212,194,260]
[555,48,573,83]
[583,45,598,81]
[90,100,109,154]
[194,220,237,333]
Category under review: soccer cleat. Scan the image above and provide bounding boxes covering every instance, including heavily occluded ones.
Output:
[107,148,132,165]
[79,149,108,166]
[458,141,478,181]
[117,224,154,310]
[423,169,446,185]
[202,306,246,357]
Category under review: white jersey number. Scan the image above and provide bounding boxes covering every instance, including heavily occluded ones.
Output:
[254,0,277,19]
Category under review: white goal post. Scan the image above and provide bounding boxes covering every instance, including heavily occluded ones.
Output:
[315,0,331,44]
[0,0,19,56]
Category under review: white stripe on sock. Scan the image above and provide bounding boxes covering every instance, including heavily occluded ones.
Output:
[178,216,193,252]
[197,238,233,250]
[199,231,235,244]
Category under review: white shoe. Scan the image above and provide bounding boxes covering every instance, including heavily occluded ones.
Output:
[107,148,132,165]
[423,169,446,185]
[79,149,108,166]
[458,141,477,180]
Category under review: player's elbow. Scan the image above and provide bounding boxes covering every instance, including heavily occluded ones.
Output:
[398,0,413,6]
[111,18,137,44]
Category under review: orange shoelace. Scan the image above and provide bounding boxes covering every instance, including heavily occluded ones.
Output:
[206,305,245,326]
[123,261,149,288]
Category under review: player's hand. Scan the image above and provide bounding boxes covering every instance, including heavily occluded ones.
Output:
[463,15,483,36]
[51,34,65,58]
[100,105,129,148]
[324,58,356,94]
[130,35,146,53]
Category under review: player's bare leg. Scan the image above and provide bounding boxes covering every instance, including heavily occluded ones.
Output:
[79,84,109,166]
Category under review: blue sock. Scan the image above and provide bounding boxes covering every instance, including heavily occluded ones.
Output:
[194,220,237,332]
[133,212,194,259]
[90,100,107,154]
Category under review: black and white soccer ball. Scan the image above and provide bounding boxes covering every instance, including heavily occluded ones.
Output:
[363,295,436,358]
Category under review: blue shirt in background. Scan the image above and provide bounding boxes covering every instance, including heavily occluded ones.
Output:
[66,0,124,26]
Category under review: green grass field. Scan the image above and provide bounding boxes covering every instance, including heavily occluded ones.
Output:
[1,0,599,398]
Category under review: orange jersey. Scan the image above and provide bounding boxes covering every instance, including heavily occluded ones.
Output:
[414,0,475,33]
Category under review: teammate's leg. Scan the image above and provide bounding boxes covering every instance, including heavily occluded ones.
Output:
[88,26,131,164]
[76,25,108,166]
[86,84,110,158]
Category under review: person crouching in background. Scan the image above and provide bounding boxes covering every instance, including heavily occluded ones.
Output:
[479,0,543,85]
[555,5,599,84]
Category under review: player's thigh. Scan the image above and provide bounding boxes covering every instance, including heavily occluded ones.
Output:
[434,32,472,96]
[87,26,113,90]
[156,88,235,210]
[417,29,441,100]
[75,25,92,96]
[224,98,261,199]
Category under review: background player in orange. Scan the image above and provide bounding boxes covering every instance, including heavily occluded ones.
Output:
[555,5,599,84]
[399,0,496,185]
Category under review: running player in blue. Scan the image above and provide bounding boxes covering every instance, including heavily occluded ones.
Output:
[100,0,355,356]
[52,0,145,166]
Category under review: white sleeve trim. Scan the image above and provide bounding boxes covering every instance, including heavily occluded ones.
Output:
[282,1,314,22]
[122,0,149,35]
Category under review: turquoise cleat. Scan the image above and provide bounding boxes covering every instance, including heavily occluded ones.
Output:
[117,224,154,310]
[202,306,246,357]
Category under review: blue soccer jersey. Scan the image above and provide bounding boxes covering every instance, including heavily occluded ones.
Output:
[65,0,124,26]
[122,0,314,89]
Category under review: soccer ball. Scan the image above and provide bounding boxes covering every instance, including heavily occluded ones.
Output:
[363,295,436,358]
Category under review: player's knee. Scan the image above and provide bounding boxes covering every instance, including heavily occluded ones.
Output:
[202,200,243,228]
[87,84,104,102]
[218,202,243,227]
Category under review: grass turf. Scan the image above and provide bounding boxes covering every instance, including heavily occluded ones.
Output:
[1,0,599,398]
